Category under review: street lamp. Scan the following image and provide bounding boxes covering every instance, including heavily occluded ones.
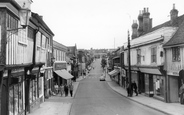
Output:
[128,30,132,97]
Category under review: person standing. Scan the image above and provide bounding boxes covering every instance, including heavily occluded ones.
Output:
[60,84,64,96]
[179,82,184,104]
[126,82,130,97]
[132,81,138,96]
[69,83,74,97]
[64,84,68,97]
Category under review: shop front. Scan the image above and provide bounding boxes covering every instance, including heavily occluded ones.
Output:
[1,68,26,115]
[28,67,41,113]
[125,66,139,88]
[7,69,25,115]
[40,66,53,100]
[139,68,165,100]
[108,68,120,81]
[53,61,74,91]
[167,70,182,103]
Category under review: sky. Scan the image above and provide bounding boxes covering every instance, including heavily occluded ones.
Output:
[31,0,184,50]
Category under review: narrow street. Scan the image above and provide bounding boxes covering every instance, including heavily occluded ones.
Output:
[70,59,166,115]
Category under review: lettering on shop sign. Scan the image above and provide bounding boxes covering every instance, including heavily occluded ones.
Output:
[54,63,66,70]
[168,63,182,71]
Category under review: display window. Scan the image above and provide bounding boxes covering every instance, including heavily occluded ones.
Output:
[9,82,24,115]
[153,75,164,98]
[39,77,43,97]
[29,76,38,104]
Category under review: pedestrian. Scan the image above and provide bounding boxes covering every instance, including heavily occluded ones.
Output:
[54,84,59,94]
[179,82,184,104]
[64,84,68,97]
[132,81,138,96]
[69,83,74,97]
[60,84,64,96]
[126,82,130,97]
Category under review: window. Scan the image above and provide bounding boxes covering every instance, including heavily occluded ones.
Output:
[28,26,34,39]
[151,47,157,63]
[172,47,180,61]
[137,49,141,64]
[6,13,18,33]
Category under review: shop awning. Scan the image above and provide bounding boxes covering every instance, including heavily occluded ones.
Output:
[54,69,74,79]
[108,69,120,76]
[139,68,161,75]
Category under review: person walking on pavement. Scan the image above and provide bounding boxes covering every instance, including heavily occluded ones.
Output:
[69,83,74,97]
[132,81,138,96]
[64,84,68,97]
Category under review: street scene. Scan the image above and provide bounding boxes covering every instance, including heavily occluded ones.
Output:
[1,0,184,115]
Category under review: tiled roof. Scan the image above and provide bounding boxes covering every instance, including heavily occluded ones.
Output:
[163,15,184,47]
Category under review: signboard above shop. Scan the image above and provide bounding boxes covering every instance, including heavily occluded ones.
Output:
[53,61,67,71]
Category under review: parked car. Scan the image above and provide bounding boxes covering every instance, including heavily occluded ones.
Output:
[99,75,105,81]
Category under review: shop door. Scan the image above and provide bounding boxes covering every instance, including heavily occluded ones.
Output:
[25,79,30,113]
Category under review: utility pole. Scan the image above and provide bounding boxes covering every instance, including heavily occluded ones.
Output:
[128,30,132,97]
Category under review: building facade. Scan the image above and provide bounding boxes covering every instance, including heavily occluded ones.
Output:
[123,5,184,103]
[53,40,68,87]
[0,1,54,115]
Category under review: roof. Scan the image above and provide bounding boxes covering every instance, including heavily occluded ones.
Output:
[124,27,177,49]
[124,14,184,49]
[164,15,184,47]
[140,14,184,36]
[30,12,54,36]
[53,40,68,52]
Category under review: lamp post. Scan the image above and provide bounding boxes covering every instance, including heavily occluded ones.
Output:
[127,30,132,97]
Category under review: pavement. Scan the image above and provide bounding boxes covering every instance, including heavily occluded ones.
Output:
[28,74,184,115]
[105,74,184,115]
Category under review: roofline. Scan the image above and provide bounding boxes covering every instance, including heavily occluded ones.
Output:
[163,43,184,48]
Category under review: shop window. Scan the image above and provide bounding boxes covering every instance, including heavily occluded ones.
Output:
[30,77,38,104]
[9,82,24,115]
[154,75,164,98]
[29,80,33,104]
[39,77,43,97]
[172,47,180,62]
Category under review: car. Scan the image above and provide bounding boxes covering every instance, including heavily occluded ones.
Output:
[99,75,106,81]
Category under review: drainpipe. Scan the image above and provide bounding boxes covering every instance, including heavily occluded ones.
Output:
[164,49,169,103]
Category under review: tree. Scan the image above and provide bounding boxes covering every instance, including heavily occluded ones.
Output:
[101,58,106,69]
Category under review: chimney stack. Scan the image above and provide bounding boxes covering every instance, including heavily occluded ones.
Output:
[142,7,151,32]
[131,20,138,39]
[170,4,178,25]
[138,10,143,36]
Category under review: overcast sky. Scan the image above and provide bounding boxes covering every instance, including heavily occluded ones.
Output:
[31,0,184,49]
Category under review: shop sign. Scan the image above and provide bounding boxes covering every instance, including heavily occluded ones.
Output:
[32,67,39,71]
[11,68,24,73]
[54,62,67,70]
